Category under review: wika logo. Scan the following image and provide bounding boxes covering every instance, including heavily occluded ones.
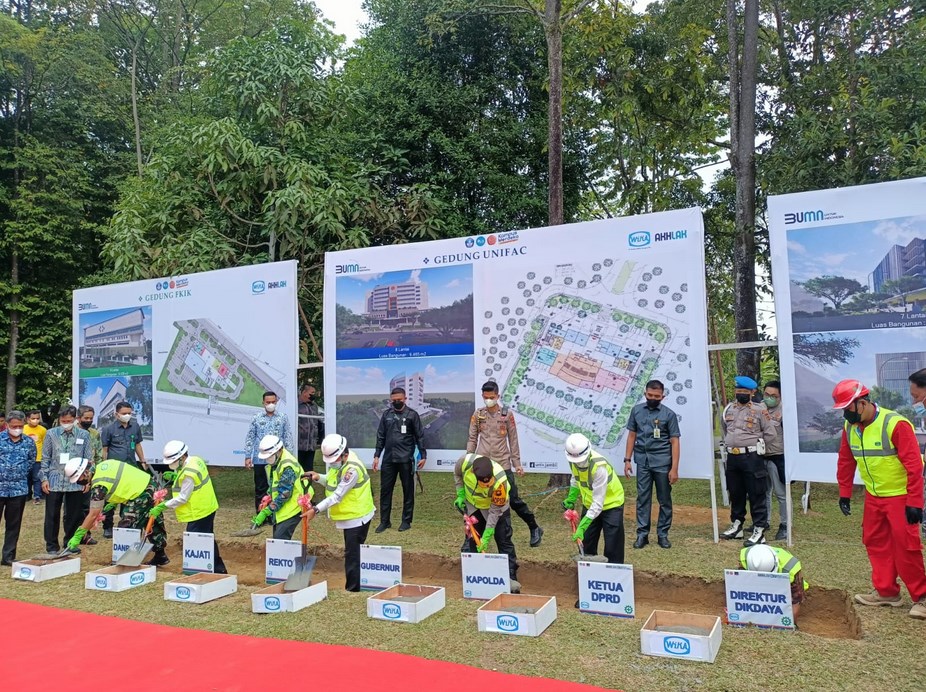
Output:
[382,603,402,619]
[265,597,281,611]
[496,615,519,632]
[629,231,651,248]
[784,209,824,225]
[663,636,691,655]
[19,567,32,578]
[130,572,145,585]
[252,281,266,295]
[175,586,192,600]
[95,576,108,588]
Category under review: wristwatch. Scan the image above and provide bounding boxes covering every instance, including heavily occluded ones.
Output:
[623,458,632,463]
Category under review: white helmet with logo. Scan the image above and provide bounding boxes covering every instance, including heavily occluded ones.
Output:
[258,435,284,462]
[64,457,90,484]
[321,433,348,464]
[162,440,188,468]
[564,433,592,465]
[744,544,778,573]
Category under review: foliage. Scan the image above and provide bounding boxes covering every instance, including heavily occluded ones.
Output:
[800,275,867,310]
[793,333,859,367]
[807,409,844,438]
[419,294,474,338]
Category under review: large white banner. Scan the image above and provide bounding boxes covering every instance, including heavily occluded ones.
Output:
[72,261,298,466]
[323,210,713,477]
[769,177,926,483]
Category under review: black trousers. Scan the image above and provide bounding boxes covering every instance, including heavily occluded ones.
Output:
[635,466,673,538]
[379,461,414,526]
[253,465,270,511]
[273,514,301,541]
[297,449,316,473]
[726,450,769,528]
[505,470,538,530]
[343,519,371,591]
[461,509,519,580]
[44,491,85,552]
[186,511,227,574]
[1,494,28,563]
[583,506,625,564]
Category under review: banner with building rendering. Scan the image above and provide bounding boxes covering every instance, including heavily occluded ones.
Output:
[72,261,298,466]
[323,210,714,477]
[769,177,926,483]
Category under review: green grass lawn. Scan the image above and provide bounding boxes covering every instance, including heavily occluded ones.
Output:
[4,469,926,691]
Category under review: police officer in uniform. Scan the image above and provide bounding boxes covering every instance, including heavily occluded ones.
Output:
[160,440,227,574]
[720,375,773,547]
[466,381,543,547]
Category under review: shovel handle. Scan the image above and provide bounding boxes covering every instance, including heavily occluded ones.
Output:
[302,511,308,547]
[144,514,156,539]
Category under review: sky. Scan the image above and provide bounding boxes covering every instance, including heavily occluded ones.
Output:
[314,0,367,45]
[337,355,475,395]
[78,306,152,346]
[336,265,474,314]
[798,327,926,387]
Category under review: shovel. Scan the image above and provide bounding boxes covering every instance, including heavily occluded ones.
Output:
[283,481,315,592]
[232,495,272,537]
[115,515,157,567]
[564,509,607,563]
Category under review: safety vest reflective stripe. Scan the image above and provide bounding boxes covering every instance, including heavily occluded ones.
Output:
[91,460,150,505]
[569,453,624,510]
[269,450,308,523]
[461,455,509,509]
[845,412,899,457]
[327,456,374,521]
[845,408,913,497]
[174,456,219,523]
[781,555,799,574]
[739,547,808,590]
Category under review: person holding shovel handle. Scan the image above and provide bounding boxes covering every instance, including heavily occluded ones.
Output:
[62,456,169,566]
[250,435,311,541]
[454,453,520,593]
[301,434,374,592]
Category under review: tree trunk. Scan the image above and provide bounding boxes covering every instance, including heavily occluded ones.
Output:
[545,0,564,227]
[131,42,144,176]
[5,251,20,410]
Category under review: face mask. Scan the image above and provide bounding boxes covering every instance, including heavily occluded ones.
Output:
[61,422,75,432]
[118,414,131,423]
[843,408,862,425]
[735,393,751,404]
[763,397,778,408]
[392,400,404,411]
[306,394,315,402]
[265,403,277,413]
[8,427,23,438]
[484,398,498,408]
[169,459,181,470]
[914,401,926,416]
[79,420,93,430]
[645,398,660,410]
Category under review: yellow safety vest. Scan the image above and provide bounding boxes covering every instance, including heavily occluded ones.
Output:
[172,456,219,523]
[325,454,373,521]
[569,452,624,510]
[266,449,310,523]
[460,454,510,510]
[845,407,918,497]
[91,460,150,505]
[740,546,809,591]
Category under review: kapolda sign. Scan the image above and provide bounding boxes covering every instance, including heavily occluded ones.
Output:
[460,552,511,600]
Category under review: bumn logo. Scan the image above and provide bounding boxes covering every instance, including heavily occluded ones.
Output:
[628,231,651,248]
[176,586,192,600]
[265,597,281,611]
[496,615,519,632]
[663,636,691,655]
[382,603,402,619]
[251,281,266,295]
[784,210,824,225]
[95,576,108,588]
[335,263,362,275]
[130,572,145,585]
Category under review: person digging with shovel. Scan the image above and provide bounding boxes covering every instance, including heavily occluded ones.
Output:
[62,457,169,566]
[454,453,521,593]
[249,435,311,541]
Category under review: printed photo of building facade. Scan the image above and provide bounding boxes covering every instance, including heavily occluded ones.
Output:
[365,279,429,320]
[80,308,152,369]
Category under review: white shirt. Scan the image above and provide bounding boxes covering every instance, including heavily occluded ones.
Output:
[314,464,375,529]
[570,464,610,520]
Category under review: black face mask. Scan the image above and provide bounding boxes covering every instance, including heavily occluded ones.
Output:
[79,420,93,430]
[843,408,862,425]
[735,393,751,404]
[645,399,660,410]
[392,400,404,411]
[306,394,315,402]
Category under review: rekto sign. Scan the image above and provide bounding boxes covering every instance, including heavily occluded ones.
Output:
[724,569,795,629]
[265,538,303,584]
[577,561,635,618]
[182,531,215,574]
[112,527,141,564]
[460,552,510,600]
[360,544,403,591]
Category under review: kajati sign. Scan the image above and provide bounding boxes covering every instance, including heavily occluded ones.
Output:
[182,532,215,574]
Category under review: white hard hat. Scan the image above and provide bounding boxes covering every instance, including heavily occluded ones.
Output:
[564,433,592,463]
[258,435,284,460]
[162,440,188,464]
[321,433,347,463]
[64,457,89,484]
[744,544,778,573]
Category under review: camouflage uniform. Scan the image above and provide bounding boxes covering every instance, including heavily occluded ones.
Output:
[118,477,167,550]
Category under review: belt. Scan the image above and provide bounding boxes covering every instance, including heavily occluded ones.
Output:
[727,446,757,455]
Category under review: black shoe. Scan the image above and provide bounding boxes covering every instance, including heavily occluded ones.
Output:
[146,552,170,567]
[657,536,671,549]
[103,529,113,539]
[374,523,391,534]
[398,522,411,532]
[633,535,648,549]
[81,536,98,546]
[775,524,788,541]
[574,599,580,609]
[529,526,544,547]
[1,560,11,566]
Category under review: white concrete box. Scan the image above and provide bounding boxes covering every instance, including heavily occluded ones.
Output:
[164,573,237,604]
[477,593,557,637]
[12,557,81,582]
[367,584,446,624]
[86,565,156,592]
[640,610,723,663]
[252,581,328,613]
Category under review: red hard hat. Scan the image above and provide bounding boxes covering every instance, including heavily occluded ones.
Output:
[832,379,869,409]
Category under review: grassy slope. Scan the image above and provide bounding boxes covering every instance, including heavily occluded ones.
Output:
[3,469,926,691]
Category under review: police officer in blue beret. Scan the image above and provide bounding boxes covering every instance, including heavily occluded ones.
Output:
[720,375,774,546]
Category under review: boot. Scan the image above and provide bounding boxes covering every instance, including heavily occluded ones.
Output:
[774,524,788,541]
[529,526,544,547]
[743,526,767,547]
[909,598,926,620]
[854,590,904,607]
[721,520,743,540]
[146,549,170,567]
[510,579,521,594]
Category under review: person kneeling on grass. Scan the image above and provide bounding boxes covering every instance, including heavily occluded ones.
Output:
[62,457,169,566]
[740,544,808,622]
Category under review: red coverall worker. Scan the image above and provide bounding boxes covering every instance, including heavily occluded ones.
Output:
[834,379,926,618]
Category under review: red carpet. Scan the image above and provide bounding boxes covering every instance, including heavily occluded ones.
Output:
[0,599,605,691]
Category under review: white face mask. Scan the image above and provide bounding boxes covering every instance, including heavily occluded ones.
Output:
[265,403,277,413]
[118,413,132,423]
[61,422,75,432]
[8,427,23,438]
[484,398,498,408]
[168,458,182,470]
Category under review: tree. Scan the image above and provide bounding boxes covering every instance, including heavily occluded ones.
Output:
[881,276,924,314]
[800,275,867,311]
[807,410,844,438]
[869,385,906,411]
[419,294,474,338]
[793,333,859,368]
[845,290,891,313]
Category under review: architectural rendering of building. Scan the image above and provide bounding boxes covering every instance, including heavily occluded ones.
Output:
[871,238,926,292]
[389,371,429,412]
[365,280,429,320]
[82,308,149,366]
[876,351,926,401]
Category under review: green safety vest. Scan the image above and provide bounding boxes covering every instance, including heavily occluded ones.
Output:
[172,456,219,523]
[569,452,624,510]
[91,460,150,505]
[740,546,810,590]
[460,454,510,510]
[266,449,310,523]
[845,407,919,497]
[325,452,373,521]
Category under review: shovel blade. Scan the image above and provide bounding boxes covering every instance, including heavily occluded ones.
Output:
[230,526,264,537]
[282,555,316,592]
[115,540,153,567]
